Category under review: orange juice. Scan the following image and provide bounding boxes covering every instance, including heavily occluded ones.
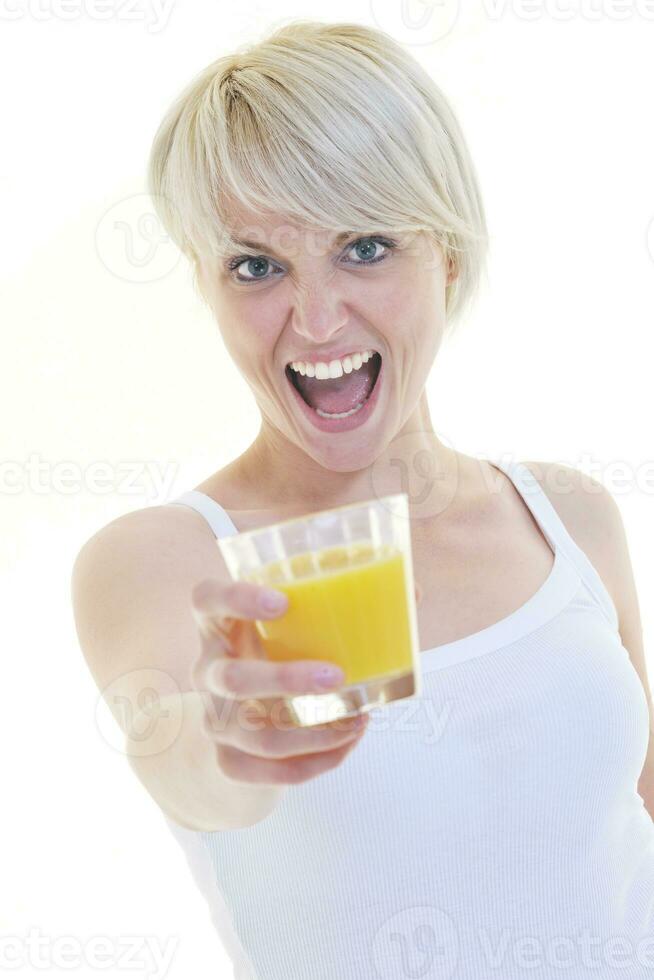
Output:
[249,541,414,685]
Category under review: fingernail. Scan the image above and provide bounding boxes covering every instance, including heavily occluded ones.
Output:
[260,589,287,612]
[312,666,344,688]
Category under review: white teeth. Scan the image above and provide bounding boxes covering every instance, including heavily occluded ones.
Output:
[288,348,375,378]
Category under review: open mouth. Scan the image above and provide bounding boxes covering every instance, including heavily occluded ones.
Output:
[285,351,383,419]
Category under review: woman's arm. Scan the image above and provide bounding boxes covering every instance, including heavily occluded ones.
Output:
[524,460,654,818]
[590,483,654,817]
[70,506,285,831]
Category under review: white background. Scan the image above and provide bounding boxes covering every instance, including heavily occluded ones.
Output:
[2,0,653,976]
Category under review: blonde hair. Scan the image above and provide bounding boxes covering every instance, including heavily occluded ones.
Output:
[147,19,489,332]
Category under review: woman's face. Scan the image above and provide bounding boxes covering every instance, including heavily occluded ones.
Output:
[197,202,454,472]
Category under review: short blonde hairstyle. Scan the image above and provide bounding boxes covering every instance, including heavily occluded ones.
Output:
[147,19,489,332]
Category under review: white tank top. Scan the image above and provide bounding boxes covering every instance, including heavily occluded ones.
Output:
[164,456,654,979]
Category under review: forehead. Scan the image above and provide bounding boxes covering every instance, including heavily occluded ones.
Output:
[229,215,344,249]
[220,197,351,252]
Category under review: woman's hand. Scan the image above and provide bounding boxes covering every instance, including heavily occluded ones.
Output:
[190,579,375,788]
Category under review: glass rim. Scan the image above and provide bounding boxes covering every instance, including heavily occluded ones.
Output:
[219,492,409,545]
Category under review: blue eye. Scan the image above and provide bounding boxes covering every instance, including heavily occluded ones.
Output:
[231,255,274,283]
[344,237,390,264]
[227,235,397,285]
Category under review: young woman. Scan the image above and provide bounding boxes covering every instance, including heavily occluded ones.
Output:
[72,19,654,979]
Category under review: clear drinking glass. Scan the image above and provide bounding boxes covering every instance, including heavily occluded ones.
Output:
[217,493,421,727]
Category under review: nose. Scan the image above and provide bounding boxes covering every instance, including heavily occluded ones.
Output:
[290,278,350,347]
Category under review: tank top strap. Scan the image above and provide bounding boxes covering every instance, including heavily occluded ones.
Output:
[168,490,239,539]
[485,455,620,633]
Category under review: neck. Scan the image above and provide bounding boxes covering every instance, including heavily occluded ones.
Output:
[235,393,467,522]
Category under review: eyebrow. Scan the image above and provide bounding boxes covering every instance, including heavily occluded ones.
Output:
[227,230,358,256]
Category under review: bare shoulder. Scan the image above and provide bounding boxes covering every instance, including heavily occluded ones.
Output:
[70,501,228,694]
[70,496,242,740]
[519,459,629,601]
[520,459,646,673]
[72,500,223,583]
[518,459,621,553]
[70,498,227,603]
[71,495,230,638]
